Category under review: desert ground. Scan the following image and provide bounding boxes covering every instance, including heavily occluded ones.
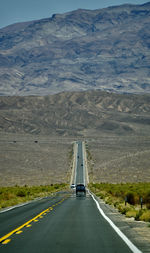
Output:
[0,133,75,186]
[87,133,150,183]
[1,131,150,186]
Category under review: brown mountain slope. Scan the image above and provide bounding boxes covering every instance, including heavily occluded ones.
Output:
[0,2,150,95]
[0,90,150,136]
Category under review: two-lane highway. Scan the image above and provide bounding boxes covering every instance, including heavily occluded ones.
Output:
[0,194,134,253]
[75,141,85,185]
[0,141,142,253]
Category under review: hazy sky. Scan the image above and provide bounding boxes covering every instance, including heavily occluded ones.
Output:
[0,0,148,29]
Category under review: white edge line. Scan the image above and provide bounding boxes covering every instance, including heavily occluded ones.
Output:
[84,142,89,185]
[74,142,78,185]
[0,201,33,213]
[82,142,85,186]
[70,142,77,186]
[89,191,142,253]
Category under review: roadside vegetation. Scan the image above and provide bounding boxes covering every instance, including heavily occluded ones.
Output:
[0,184,68,209]
[89,183,150,222]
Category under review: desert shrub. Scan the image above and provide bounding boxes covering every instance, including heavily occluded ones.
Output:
[0,191,15,200]
[1,202,9,209]
[105,196,113,205]
[139,210,150,222]
[16,189,27,197]
[118,204,131,215]
[54,185,59,189]
[135,209,144,221]
[146,203,150,210]
[114,201,120,207]
[144,191,150,207]
[126,210,137,218]
[96,191,107,199]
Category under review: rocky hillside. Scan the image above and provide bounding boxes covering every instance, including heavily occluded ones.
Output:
[0,90,150,136]
[0,2,150,95]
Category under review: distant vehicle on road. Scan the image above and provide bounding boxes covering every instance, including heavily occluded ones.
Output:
[70,184,76,189]
[76,184,86,196]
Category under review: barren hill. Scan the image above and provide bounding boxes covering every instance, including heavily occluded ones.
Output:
[0,90,150,137]
[0,2,150,95]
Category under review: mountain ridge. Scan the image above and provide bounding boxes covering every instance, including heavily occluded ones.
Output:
[0,90,150,136]
[0,2,150,95]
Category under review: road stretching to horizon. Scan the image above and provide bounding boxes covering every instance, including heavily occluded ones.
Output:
[0,141,142,253]
[75,141,85,185]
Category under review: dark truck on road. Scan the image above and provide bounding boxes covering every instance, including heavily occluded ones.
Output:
[76,184,86,196]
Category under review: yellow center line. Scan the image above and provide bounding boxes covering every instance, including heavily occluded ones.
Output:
[0,198,66,243]
[26,225,32,227]
[16,231,23,234]
[2,239,11,245]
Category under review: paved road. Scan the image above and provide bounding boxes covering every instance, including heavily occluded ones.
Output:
[75,141,85,185]
[0,141,141,253]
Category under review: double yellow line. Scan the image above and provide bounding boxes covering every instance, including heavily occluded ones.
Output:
[0,198,66,244]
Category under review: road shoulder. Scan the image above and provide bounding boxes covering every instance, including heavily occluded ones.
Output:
[91,192,150,253]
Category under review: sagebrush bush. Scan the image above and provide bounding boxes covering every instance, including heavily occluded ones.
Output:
[139,210,150,222]
[126,210,137,218]
[16,190,26,197]
[118,204,131,215]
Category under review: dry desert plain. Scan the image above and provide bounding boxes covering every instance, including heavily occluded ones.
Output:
[0,132,150,186]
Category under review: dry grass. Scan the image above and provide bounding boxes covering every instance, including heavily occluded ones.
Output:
[89,183,150,222]
[0,184,68,209]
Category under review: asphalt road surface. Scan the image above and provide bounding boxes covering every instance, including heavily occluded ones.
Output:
[0,141,141,253]
[75,141,85,185]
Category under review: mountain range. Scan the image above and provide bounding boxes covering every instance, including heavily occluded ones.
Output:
[0,2,150,95]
